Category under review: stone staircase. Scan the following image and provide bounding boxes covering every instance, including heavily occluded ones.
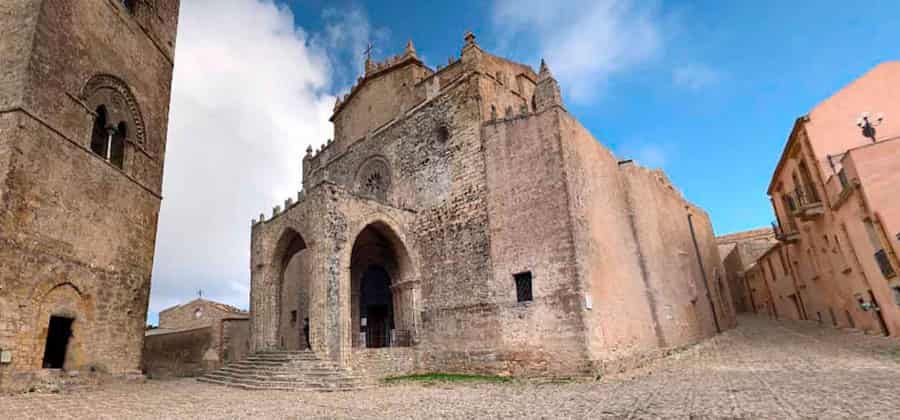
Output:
[197,350,371,392]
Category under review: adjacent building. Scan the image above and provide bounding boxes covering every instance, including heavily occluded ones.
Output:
[245,34,734,380]
[143,298,251,378]
[0,1,179,391]
[716,228,778,313]
[765,62,900,335]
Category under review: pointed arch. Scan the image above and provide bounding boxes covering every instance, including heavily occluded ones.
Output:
[346,218,418,349]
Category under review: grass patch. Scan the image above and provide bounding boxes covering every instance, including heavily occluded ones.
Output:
[384,373,512,384]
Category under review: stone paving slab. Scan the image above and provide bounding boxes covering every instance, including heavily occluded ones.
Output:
[4,315,900,419]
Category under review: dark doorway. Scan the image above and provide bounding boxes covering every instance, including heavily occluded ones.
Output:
[42,316,73,369]
[360,265,393,348]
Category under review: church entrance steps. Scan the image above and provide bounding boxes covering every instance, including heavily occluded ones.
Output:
[198,350,372,391]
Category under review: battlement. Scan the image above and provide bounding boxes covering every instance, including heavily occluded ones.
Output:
[252,189,307,226]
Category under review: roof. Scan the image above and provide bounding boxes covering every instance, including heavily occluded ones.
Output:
[159,298,248,316]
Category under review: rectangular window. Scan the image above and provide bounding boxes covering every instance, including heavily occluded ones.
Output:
[290,310,298,324]
[893,287,900,305]
[865,219,896,278]
[514,272,533,303]
[838,169,850,190]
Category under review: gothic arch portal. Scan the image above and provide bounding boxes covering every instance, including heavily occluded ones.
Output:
[344,218,419,351]
[271,228,314,351]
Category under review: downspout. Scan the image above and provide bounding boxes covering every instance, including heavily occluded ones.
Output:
[687,212,721,333]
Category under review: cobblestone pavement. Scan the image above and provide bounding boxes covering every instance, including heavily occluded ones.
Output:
[5,315,900,419]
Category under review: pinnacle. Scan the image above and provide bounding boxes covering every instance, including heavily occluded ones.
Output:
[539,58,553,80]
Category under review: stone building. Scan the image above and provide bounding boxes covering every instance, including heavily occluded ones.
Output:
[247,34,734,379]
[143,298,250,378]
[716,228,777,312]
[765,61,900,335]
[0,1,179,391]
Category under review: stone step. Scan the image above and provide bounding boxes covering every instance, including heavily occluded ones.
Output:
[201,372,365,385]
[199,350,370,393]
[225,361,341,370]
[197,377,369,392]
[205,371,365,382]
[217,365,348,374]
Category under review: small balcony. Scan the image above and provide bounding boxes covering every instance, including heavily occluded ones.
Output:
[772,221,800,243]
[875,249,897,279]
[790,184,824,220]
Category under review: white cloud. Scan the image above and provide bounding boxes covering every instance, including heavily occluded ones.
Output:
[616,141,672,168]
[673,63,721,90]
[492,0,662,103]
[150,0,380,322]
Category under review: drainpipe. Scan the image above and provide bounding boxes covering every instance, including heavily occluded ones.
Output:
[688,212,721,333]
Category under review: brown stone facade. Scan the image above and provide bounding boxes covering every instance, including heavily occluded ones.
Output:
[142,299,250,378]
[762,62,900,336]
[716,228,778,312]
[249,34,734,378]
[0,1,179,391]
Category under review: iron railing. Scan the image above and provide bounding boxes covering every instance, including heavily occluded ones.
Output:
[792,183,821,207]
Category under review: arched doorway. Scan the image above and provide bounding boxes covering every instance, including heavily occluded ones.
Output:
[274,229,312,350]
[350,222,415,349]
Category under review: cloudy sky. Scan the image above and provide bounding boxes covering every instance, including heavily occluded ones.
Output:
[149,0,900,323]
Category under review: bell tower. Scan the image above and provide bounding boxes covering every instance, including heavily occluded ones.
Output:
[0,1,180,391]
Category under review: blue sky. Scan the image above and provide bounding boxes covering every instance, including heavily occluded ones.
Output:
[148,0,900,324]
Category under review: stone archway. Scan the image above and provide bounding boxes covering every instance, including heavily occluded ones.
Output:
[32,282,90,371]
[272,229,312,351]
[349,221,417,349]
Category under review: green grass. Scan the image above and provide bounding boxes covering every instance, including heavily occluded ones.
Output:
[383,373,513,384]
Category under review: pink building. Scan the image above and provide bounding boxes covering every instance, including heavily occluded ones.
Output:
[766,62,900,335]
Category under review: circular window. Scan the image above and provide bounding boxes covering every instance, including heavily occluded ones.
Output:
[356,157,391,201]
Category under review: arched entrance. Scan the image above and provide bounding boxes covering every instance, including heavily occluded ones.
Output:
[350,222,416,348]
[274,229,312,350]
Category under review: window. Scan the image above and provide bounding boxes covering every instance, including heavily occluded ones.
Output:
[514,271,533,303]
[864,219,896,278]
[194,308,202,319]
[90,106,109,158]
[837,168,850,190]
[290,310,298,324]
[892,287,900,305]
[122,0,137,14]
[89,106,126,169]
[435,125,449,144]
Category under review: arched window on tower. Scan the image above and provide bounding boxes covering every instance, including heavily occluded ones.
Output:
[110,122,126,169]
[121,0,137,14]
[89,106,126,169]
[90,106,109,159]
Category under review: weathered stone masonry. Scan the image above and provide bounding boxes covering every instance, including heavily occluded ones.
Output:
[0,1,179,391]
[249,33,734,378]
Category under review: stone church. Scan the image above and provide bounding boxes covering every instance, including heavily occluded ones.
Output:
[249,33,735,378]
[0,1,179,391]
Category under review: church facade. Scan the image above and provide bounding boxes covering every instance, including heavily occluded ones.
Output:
[250,33,735,377]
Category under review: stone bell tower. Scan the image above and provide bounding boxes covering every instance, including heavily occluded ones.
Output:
[0,0,179,391]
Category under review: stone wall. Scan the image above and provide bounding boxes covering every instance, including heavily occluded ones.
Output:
[0,1,178,391]
[480,109,590,376]
[142,327,213,378]
[221,319,251,363]
[350,348,418,379]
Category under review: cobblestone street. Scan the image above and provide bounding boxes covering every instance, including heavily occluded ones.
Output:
[5,315,900,419]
